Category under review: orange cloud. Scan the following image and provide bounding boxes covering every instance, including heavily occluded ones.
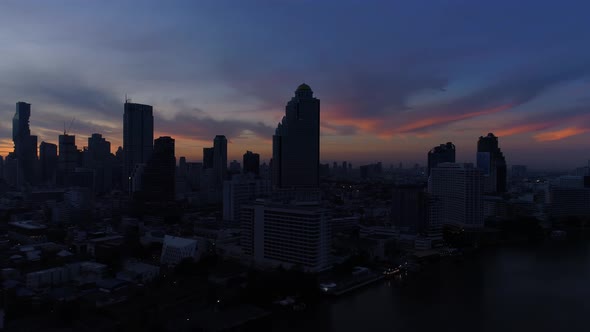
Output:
[533,127,590,142]
[388,103,514,134]
[495,122,552,137]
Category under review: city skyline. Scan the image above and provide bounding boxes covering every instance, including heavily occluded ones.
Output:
[1,1,590,168]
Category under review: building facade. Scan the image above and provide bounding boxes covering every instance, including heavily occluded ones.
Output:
[477,133,507,194]
[428,163,484,228]
[123,102,154,191]
[427,142,455,176]
[12,102,38,186]
[223,174,271,222]
[240,201,331,272]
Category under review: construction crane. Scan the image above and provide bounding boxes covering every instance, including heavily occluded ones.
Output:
[63,117,76,135]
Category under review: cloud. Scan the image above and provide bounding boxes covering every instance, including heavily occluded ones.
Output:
[534,127,590,142]
[155,111,274,142]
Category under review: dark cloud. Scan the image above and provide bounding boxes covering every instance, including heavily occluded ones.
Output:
[156,112,274,142]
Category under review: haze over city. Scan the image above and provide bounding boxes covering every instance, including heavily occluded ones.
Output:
[1,1,589,168]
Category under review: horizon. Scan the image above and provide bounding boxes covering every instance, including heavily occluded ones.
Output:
[1,1,589,169]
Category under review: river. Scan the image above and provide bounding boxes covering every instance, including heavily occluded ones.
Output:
[272,240,590,332]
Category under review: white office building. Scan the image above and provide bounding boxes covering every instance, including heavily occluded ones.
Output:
[428,163,484,228]
[240,201,331,272]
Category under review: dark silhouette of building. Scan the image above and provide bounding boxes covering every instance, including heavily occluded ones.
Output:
[57,134,77,186]
[272,83,320,189]
[213,135,227,185]
[111,146,124,190]
[12,102,38,186]
[39,141,58,185]
[123,102,154,190]
[229,160,241,174]
[392,185,429,234]
[477,133,507,194]
[142,136,176,202]
[178,156,187,177]
[427,142,455,176]
[203,147,214,169]
[243,151,260,176]
[85,133,113,194]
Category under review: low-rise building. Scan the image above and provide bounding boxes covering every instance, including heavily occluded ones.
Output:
[160,235,199,266]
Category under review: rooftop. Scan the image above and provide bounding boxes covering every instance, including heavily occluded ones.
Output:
[163,235,198,247]
[296,83,311,91]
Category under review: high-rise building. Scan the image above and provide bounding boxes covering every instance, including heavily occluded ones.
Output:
[202,147,214,169]
[213,135,227,185]
[85,133,113,194]
[428,163,484,228]
[12,102,38,186]
[272,83,320,189]
[178,157,187,177]
[243,151,260,176]
[427,142,455,176]
[123,102,154,190]
[57,134,78,185]
[142,136,176,201]
[39,142,58,185]
[392,185,443,248]
[477,133,507,194]
[241,201,331,272]
[223,173,271,222]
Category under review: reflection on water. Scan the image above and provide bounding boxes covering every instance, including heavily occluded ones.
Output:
[272,240,590,332]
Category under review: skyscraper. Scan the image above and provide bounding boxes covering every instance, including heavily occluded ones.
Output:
[39,142,58,185]
[85,134,113,194]
[427,142,455,176]
[142,136,176,201]
[12,102,38,186]
[243,150,260,176]
[213,135,227,185]
[202,147,214,169]
[123,102,154,190]
[57,134,78,185]
[477,133,507,194]
[272,83,320,189]
[428,163,484,228]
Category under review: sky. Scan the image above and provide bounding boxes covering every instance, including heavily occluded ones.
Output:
[1,0,589,169]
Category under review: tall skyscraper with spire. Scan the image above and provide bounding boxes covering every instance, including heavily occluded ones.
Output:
[123,101,154,190]
[272,83,320,189]
[477,133,507,194]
